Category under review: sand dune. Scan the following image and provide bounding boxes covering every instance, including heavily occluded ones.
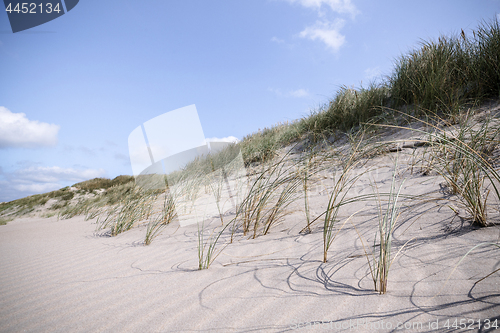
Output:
[1,137,500,332]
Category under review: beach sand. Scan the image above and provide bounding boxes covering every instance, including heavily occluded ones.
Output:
[1,134,499,332]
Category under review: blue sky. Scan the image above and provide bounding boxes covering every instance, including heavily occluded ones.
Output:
[1,0,499,202]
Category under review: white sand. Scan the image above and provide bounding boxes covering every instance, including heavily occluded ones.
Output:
[1,137,500,332]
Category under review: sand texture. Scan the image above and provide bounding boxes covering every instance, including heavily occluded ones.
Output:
[1,131,500,333]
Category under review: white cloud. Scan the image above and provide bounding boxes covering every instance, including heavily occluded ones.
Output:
[299,19,346,52]
[0,107,60,149]
[289,88,310,98]
[206,136,240,144]
[12,182,61,193]
[271,36,285,44]
[268,87,310,98]
[0,166,107,202]
[497,13,500,22]
[13,166,106,183]
[284,0,358,18]
[281,0,358,52]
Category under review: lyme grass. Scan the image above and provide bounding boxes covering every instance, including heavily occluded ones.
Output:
[58,181,139,220]
[0,217,12,225]
[236,148,302,238]
[96,186,158,236]
[322,135,367,263]
[262,171,302,235]
[434,115,500,225]
[236,16,500,166]
[0,186,74,217]
[206,168,229,226]
[196,192,236,269]
[352,155,412,294]
[144,190,177,245]
[297,151,320,234]
[72,175,134,192]
[197,219,232,270]
[372,157,407,294]
[382,108,500,226]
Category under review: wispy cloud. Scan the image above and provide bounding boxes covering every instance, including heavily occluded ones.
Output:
[299,19,345,52]
[271,36,285,44]
[0,166,106,202]
[280,0,358,53]
[284,0,358,18]
[206,136,240,143]
[0,106,59,149]
[13,166,105,183]
[289,88,310,97]
[268,87,310,98]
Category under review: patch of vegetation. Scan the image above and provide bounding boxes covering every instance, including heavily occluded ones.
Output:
[0,217,12,225]
[239,16,500,165]
[72,175,134,192]
[0,175,136,218]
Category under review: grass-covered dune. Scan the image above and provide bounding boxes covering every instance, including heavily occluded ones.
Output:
[1,17,500,227]
[240,17,500,164]
[0,175,135,220]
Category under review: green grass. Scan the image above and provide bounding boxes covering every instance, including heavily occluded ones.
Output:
[380,108,500,227]
[234,148,302,238]
[72,175,134,192]
[0,175,136,219]
[144,190,177,245]
[390,20,500,114]
[371,156,407,294]
[237,16,500,165]
[0,217,11,225]
[322,136,367,263]
[197,220,231,270]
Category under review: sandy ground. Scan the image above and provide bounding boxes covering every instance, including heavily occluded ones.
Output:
[1,136,500,332]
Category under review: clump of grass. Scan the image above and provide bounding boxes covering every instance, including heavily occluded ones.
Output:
[41,211,57,218]
[144,190,177,245]
[50,200,70,211]
[72,175,134,192]
[197,220,232,270]
[352,155,412,294]
[297,151,320,234]
[434,115,499,226]
[385,108,500,227]
[371,158,407,294]
[58,181,138,219]
[390,18,500,114]
[322,135,368,263]
[0,217,12,225]
[315,84,390,133]
[236,149,302,238]
[236,16,500,166]
[240,121,300,165]
[96,187,158,236]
